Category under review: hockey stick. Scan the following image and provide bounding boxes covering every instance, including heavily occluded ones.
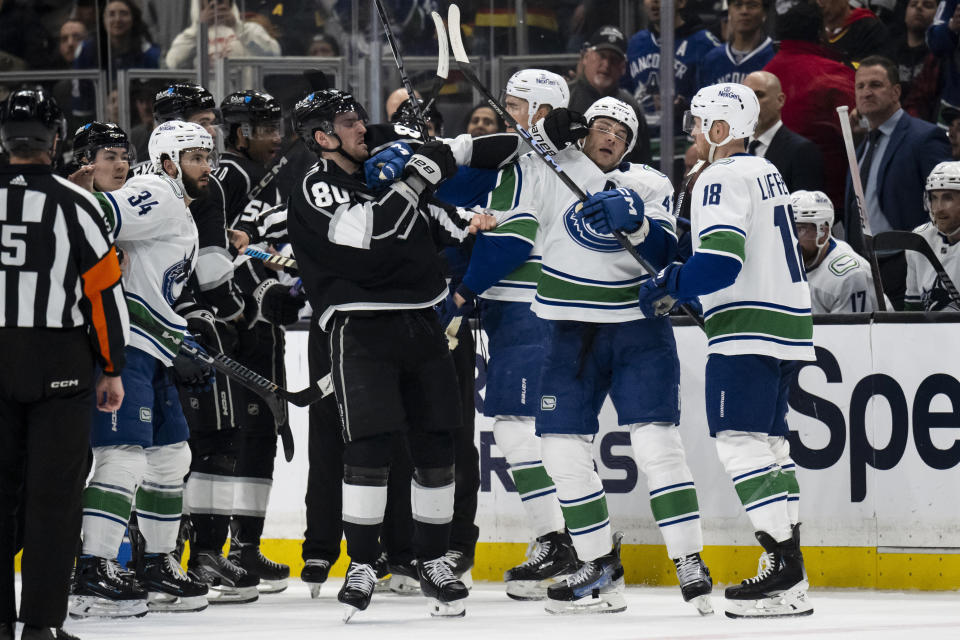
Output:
[245,247,299,270]
[443,4,704,330]
[180,342,333,462]
[873,230,960,308]
[836,106,887,311]
[374,0,431,141]
[424,12,450,115]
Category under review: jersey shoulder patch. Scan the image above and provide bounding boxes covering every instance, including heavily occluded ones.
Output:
[828,252,859,277]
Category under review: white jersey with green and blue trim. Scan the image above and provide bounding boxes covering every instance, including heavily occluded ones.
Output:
[95,173,198,365]
[806,238,883,314]
[691,155,815,360]
[905,221,960,311]
[521,148,676,323]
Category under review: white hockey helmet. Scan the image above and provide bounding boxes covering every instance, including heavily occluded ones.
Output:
[583,96,639,161]
[924,160,960,225]
[505,69,570,129]
[791,190,833,249]
[149,120,215,179]
[687,83,759,161]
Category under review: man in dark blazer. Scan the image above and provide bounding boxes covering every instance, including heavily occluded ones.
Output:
[844,55,951,308]
[744,71,825,194]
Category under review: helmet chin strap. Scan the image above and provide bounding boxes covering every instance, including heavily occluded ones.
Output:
[704,121,734,163]
[320,132,364,167]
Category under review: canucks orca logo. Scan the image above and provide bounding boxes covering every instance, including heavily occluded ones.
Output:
[161,246,195,305]
[562,196,623,254]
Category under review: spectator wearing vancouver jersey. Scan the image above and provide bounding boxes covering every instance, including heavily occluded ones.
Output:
[818,0,889,63]
[926,0,960,116]
[698,0,775,88]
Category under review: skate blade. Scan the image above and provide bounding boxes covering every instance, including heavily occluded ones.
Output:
[690,594,714,616]
[146,592,208,613]
[68,595,149,619]
[342,604,363,623]
[305,581,322,599]
[374,576,393,593]
[257,578,288,594]
[207,585,259,605]
[725,586,814,618]
[389,574,421,595]
[544,591,627,615]
[428,598,465,617]
[505,574,572,601]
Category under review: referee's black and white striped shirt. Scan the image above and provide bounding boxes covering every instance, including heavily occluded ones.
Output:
[0,164,129,374]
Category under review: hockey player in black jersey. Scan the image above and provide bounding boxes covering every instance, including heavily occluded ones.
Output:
[177,89,304,602]
[129,83,219,177]
[287,89,496,621]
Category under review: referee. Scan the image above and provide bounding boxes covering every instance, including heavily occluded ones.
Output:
[0,89,128,640]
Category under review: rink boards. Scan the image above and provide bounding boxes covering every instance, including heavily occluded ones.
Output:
[257,316,960,590]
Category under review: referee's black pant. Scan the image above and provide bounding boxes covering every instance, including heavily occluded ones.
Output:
[0,329,95,627]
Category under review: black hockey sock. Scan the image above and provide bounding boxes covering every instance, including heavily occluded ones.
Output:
[190,513,230,554]
[231,515,265,547]
[414,521,453,562]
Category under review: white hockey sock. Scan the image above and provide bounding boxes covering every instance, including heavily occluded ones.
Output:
[770,436,800,525]
[137,442,190,554]
[233,476,273,520]
[629,423,703,558]
[493,416,565,538]
[342,482,388,527]
[410,479,455,526]
[184,471,236,518]
[716,431,792,542]
[82,446,145,558]
[541,434,611,562]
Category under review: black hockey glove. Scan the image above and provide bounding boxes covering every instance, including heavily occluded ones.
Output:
[402,140,457,193]
[530,108,589,156]
[170,336,214,393]
[254,279,307,326]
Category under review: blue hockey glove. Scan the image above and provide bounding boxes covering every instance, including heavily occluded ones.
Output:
[171,335,214,392]
[364,141,413,191]
[638,262,689,318]
[578,188,645,235]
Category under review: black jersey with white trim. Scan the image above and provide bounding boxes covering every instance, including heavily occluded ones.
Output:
[288,157,471,330]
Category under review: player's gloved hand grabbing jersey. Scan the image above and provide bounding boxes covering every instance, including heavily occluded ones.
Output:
[253,279,307,326]
[402,140,457,194]
[637,262,702,318]
[530,108,588,155]
[365,141,413,191]
[171,335,215,392]
[579,188,647,236]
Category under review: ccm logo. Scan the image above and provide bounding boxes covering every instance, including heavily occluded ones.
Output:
[50,379,79,389]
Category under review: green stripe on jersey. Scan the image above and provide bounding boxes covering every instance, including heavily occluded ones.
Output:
[126,297,183,355]
[537,272,640,304]
[649,487,699,524]
[501,261,542,286]
[93,192,118,234]
[83,486,133,520]
[488,218,538,242]
[705,307,813,342]
[699,230,745,261]
[734,469,788,508]
[489,167,518,211]
[510,465,555,497]
[560,495,609,531]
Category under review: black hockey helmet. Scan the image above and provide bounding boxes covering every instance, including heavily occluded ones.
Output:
[221,90,282,144]
[293,89,368,153]
[73,121,131,165]
[153,82,217,123]
[390,97,444,136]
[0,88,65,155]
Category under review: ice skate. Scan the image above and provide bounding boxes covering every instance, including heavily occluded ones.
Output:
[544,532,626,615]
[188,551,259,604]
[441,549,474,590]
[338,561,377,622]
[725,529,813,619]
[673,552,714,615]
[504,530,578,601]
[375,558,420,595]
[69,555,148,619]
[20,626,81,640]
[373,552,393,593]
[419,556,468,617]
[301,559,331,599]
[229,543,289,594]
[138,552,208,613]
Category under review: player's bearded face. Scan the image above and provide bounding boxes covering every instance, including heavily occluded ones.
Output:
[180,149,213,198]
[929,190,960,236]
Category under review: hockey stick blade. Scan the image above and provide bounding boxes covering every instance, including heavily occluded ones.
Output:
[445,4,704,330]
[424,11,450,113]
[245,247,299,270]
[873,231,960,308]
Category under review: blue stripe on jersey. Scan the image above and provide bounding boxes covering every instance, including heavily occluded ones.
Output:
[704,300,813,319]
[533,296,642,311]
[540,264,647,287]
[699,224,746,238]
[130,325,177,359]
[125,292,186,330]
[708,334,815,348]
[103,190,123,237]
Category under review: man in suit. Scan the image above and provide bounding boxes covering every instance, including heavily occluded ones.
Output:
[744,70,825,195]
[845,55,952,309]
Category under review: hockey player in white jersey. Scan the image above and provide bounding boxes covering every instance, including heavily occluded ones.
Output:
[481,96,712,615]
[791,190,885,313]
[451,70,580,601]
[71,121,215,618]
[639,83,816,618]
[905,161,960,311]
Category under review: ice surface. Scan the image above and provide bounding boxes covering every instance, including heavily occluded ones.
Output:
[40,580,960,640]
